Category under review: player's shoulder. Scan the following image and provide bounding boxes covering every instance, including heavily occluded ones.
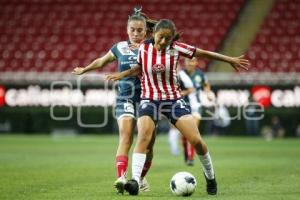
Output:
[112,41,129,50]
[171,41,195,53]
[137,39,152,52]
[111,41,137,56]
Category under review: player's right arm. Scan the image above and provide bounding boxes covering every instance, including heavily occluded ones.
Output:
[72,51,116,75]
[105,64,142,81]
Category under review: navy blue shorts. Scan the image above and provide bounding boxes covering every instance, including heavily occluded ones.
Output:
[138,99,191,125]
[115,92,140,120]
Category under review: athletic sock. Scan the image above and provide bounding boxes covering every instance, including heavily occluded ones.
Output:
[141,161,152,178]
[116,155,128,178]
[132,153,146,183]
[182,136,188,161]
[198,152,215,180]
[168,128,180,155]
[187,141,195,161]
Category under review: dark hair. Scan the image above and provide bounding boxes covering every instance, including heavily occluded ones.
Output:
[154,19,180,41]
[130,6,158,38]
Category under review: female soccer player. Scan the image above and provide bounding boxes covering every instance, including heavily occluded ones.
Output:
[106,19,249,196]
[168,58,213,166]
[72,11,157,194]
[168,65,195,157]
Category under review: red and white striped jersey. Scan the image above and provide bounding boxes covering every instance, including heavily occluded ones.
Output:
[137,40,196,101]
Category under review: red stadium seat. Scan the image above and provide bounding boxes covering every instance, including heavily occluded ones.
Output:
[0,0,245,72]
[246,0,300,72]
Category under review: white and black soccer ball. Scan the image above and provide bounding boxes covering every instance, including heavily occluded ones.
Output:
[170,171,197,196]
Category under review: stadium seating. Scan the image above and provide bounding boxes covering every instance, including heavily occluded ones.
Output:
[0,0,245,72]
[246,0,300,72]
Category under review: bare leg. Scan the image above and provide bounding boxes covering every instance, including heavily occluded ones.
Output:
[134,116,156,153]
[115,117,135,178]
[116,116,135,156]
[175,115,207,155]
[131,116,156,186]
[175,115,216,181]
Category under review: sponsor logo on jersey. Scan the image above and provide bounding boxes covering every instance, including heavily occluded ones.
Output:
[128,56,137,60]
[121,46,131,54]
[152,64,166,73]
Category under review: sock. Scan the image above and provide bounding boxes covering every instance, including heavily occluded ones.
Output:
[116,155,128,178]
[141,161,152,178]
[187,142,195,161]
[182,136,188,161]
[198,152,215,180]
[168,128,180,155]
[132,153,146,183]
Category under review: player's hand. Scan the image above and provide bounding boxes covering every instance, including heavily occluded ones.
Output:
[105,73,123,81]
[72,67,86,75]
[230,55,250,72]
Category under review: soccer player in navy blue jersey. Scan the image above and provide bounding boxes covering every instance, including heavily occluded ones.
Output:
[72,10,157,194]
[107,19,250,196]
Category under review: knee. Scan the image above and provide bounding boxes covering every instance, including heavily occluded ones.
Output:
[137,127,154,146]
[119,131,133,146]
[138,132,151,144]
[188,134,202,146]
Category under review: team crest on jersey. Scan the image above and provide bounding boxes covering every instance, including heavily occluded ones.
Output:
[152,64,166,73]
[121,46,131,54]
[117,41,136,56]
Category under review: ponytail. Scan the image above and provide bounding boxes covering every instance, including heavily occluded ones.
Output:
[131,6,158,38]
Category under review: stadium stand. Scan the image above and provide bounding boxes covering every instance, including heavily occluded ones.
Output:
[0,0,245,73]
[246,0,300,72]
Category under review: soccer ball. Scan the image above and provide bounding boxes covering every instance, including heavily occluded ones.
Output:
[170,172,197,196]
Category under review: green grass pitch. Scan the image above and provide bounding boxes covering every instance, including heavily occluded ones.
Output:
[0,134,300,200]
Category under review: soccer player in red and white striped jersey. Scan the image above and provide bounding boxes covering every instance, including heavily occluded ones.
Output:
[107,19,249,196]
[138,40,196,101]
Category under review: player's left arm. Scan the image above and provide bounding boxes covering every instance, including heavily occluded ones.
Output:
[194,48,250,72]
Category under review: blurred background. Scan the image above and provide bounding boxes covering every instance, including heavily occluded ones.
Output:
[0,0,299,138]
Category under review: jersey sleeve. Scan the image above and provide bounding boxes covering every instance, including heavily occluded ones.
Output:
[110,43,118,58]
[172,42,196,58]
[179,70,193,88]
[199,70,209,85]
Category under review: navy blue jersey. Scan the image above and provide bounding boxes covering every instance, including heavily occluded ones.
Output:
[184,68,208,103]
[110,41,141,98]
[178,70,194,103]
